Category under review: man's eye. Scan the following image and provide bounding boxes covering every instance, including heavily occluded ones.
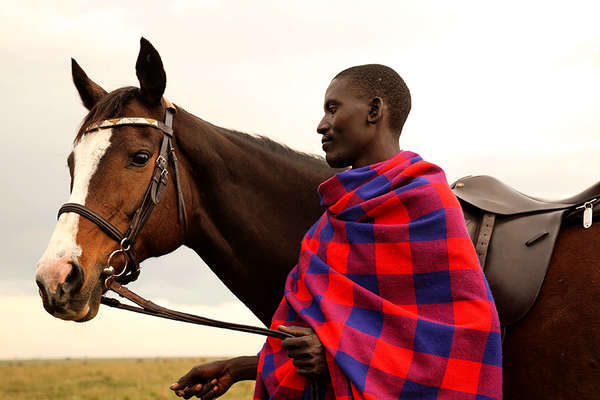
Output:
[327,105,337,114]
[131,151,151,166]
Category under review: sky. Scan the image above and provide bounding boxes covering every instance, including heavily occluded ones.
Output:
[1,0,599,359]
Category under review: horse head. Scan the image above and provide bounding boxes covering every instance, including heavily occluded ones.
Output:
[35,38,187,321]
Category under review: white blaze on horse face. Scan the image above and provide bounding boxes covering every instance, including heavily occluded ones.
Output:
[36,129,114,293]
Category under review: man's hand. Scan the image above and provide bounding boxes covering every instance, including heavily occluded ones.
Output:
[279,325,329,379]
[170,356,257,399]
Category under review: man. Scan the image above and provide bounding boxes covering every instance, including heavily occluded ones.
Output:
[171,65,502,399]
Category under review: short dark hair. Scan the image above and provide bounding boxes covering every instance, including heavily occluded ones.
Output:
[334,64,411,133]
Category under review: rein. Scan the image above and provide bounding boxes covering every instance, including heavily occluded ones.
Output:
[100,279,291,339]
[57,100,287,337]
[57,102,321,398]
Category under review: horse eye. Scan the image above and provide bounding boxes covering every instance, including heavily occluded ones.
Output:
[131,151,151,166]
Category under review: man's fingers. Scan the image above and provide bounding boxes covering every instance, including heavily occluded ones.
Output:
[286,347,312,359]
[171,381,184,390]
[196,384,220,400]
[296,367,313,377]
[173,367,203,389]
[194,383,215,398]
[292,358,314,368]
[278,324,313,337]
[281,335,312,350]
[180,381,215,399]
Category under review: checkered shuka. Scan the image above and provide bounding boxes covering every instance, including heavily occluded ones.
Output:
[253,151,502,400]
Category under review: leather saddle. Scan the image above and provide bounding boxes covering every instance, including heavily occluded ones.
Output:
[452,175,599,326]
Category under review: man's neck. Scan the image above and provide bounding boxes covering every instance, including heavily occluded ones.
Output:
[352,134,400,169]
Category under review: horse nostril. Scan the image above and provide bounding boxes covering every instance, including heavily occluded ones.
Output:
[36,277,47,299]
[36,277,56,313]
[63,261,84,294]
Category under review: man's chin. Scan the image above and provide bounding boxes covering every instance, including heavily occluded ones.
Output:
[325,152,351,169]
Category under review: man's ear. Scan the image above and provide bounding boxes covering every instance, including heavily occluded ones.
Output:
[367,97,383,125]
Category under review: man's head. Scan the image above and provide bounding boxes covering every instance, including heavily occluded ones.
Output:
[317,64,411,169]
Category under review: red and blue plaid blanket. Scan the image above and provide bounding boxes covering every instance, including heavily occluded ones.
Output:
[254,151,502,399]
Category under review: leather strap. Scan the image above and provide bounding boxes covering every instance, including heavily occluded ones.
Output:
[58,203,124,243]
[100,281,323,399]
[86,118,173,136]
[125,133,171,243]
[102,280,291,339]
[475,213,496,269]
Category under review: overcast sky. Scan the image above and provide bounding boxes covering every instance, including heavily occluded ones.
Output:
[1,0,599,359]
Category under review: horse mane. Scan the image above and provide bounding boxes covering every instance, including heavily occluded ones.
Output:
[221,128,328,169]
[74,87,329,169]
[75,86,139,142]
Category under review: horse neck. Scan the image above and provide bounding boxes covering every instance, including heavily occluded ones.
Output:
[173,108,333,324]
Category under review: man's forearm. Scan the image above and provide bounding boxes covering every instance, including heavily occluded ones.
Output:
[228,355,259,381]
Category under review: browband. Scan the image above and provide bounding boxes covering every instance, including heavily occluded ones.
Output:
[84,98,177,135]
[85,117,173,136]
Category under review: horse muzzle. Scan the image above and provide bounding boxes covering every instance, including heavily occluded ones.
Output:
[35,257,87,319]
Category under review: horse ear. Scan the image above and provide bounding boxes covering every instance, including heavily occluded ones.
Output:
[136,37,166,105]
[71,58,107,110]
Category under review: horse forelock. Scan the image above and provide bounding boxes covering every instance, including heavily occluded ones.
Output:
[75,86,139,143]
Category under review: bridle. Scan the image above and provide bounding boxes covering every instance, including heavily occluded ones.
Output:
[58,99,187,287]
[54,97,297,340]
[55,99,322,399]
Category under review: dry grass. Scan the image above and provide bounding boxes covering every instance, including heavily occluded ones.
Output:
[0,358,255,400]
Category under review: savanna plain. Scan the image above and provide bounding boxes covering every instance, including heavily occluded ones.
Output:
[0,358,254,399]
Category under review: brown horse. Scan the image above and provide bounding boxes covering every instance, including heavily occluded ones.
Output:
[35,39,599,399]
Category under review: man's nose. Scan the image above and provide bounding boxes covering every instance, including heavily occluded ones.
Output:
[317,116,329,135]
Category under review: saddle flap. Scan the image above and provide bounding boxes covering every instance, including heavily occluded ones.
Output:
[476,208,565,325]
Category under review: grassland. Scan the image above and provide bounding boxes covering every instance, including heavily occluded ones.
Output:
[0,358,255,400]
